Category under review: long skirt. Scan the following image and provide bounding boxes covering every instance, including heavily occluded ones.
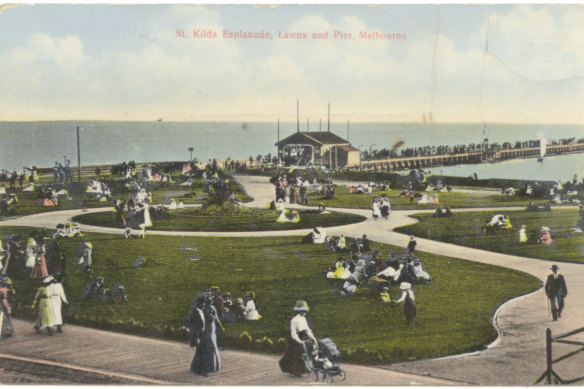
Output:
[191,333,221,375]
[279,340,308,375]
[35,299,52,328]
[0,309,14,337]
[31,256,49,279]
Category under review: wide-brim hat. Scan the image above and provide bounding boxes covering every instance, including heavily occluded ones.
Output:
[551,265,559,271]
[293,300,309,312]
[43,275,54,284]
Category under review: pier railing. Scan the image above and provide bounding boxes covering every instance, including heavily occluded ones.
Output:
[361,142,584,172]
[533,327,584,385]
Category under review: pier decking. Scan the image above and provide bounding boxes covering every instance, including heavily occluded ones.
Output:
[360,142,584,171]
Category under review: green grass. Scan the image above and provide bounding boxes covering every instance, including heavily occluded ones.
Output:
[306,185,550,210]
[4,226,540,364]
[1,174,251,220]
[396,208,584,263]
[0,187,110,220]
[72,208,366,232]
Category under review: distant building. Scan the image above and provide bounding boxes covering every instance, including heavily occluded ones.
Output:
[275,131,360,168]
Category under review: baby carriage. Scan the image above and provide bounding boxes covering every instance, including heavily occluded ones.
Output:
[302,337,346,384]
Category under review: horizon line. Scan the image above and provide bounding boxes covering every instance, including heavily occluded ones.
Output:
[1,119,583,126]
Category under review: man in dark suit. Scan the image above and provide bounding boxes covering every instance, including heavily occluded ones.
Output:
[407,236,417,254]
[545,265,568,321]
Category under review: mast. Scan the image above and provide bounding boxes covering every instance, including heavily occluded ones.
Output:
[76,126,81,184]
[277,118,280,143]
[297,100,299,133]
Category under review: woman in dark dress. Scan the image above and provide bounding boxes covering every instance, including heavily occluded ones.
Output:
[279,300,317,376]
[186,294,222,375]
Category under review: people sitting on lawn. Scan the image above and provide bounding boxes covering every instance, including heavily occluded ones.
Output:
[276,209,300,223]
[243,291,262,320]
[538,227,555,245]
[304,227,327,244]
[375,263,403,283]
[332,271,360,297]
[525,202,552,212]
[432,206,453,218]
[417,193,439,204]
[502,187,516,196]
[53,223,83,238]
[484,213,512,233]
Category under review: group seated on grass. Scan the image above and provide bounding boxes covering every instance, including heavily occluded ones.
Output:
[82,276,127,303]
[483,213,512,233]
[432,206,453,218]
[320,235,431,299]
[477,211,560,246]
[191,286,262,324]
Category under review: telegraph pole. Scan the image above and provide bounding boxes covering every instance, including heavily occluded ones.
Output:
[77,126,81,184]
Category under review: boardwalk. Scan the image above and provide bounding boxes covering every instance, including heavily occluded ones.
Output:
[0,174,583,385]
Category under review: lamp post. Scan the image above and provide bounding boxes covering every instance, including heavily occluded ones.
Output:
[188,147,194,161]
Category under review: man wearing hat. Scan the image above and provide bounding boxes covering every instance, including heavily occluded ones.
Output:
[407,236,417,254]
[545,265,568,321]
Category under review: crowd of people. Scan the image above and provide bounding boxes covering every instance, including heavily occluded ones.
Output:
[361,136,583,161]
[316,231,429,326]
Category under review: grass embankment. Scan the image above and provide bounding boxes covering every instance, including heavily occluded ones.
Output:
[5,226,540,364]
[397,208,584,263]
[73,208,366,232]
[307,185,541,210]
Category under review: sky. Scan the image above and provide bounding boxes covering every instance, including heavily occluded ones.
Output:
[1,4,584,124]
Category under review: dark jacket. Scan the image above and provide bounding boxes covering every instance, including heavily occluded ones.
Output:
[545,273,567,298]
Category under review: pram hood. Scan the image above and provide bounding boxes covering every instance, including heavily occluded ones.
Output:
[317,337,341,362]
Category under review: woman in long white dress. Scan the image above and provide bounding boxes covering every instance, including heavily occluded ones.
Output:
[47,276,68,333]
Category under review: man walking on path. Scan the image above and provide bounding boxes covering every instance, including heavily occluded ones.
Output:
[545,265,568,321]
[407,236,417,254]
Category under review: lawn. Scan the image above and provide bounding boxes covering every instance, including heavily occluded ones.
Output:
[396,208,584,263]
[72,208,366,232]
[4,226,540,364]
[306,185,550,211]
[1,174,251,220]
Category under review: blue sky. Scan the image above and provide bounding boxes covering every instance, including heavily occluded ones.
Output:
[1,4,583,123]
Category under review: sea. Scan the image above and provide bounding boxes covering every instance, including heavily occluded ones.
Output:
[1,121,583,182]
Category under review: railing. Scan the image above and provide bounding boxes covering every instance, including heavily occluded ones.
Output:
[533,327,584,385]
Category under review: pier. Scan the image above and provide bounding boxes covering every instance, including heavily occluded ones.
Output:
[360,142,584,171]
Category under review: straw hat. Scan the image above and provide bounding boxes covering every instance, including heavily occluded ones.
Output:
[293,300,309,312]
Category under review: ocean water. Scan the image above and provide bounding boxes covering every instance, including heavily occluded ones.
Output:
[1,121,583,181]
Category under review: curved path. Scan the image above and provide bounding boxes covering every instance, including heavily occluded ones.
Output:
[1,174,583,385]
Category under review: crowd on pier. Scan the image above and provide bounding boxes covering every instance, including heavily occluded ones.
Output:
[361,136,584,161]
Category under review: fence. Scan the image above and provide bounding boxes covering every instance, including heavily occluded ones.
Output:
[533,327,584,385]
